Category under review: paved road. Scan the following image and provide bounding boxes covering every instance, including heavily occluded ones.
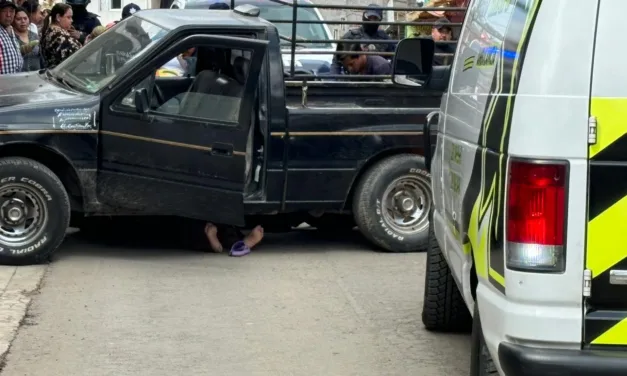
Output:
[0,227,470,376]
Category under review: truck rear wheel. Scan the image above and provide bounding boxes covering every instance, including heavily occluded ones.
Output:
[422,223,472,332]
[0,157,70,265]
[353,154,431,252]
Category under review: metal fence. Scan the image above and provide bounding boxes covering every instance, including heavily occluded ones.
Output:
[226,0,467,82]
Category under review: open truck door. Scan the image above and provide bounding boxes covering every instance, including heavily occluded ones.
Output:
[97,34,268,226]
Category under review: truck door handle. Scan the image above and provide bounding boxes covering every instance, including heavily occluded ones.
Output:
[211,143,233,156]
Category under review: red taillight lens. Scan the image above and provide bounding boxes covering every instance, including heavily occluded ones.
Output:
[506,160,567,272]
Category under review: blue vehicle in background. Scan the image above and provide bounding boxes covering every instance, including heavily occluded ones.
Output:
[161,0,335,75]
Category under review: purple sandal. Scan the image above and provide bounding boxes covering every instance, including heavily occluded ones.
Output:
[229,240,251,257]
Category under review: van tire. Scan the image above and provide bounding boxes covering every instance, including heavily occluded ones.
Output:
[0,157,70,265]
[422,223,472,332]
[353,154,431,252]
[470,304,498,376]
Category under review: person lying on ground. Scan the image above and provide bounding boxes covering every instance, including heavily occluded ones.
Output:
[204,223,264,257]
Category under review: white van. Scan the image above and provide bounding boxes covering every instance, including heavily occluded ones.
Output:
[392,0,627,375]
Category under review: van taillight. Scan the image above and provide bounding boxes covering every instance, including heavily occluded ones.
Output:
[506,160,567,273]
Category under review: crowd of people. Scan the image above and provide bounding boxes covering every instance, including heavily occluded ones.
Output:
[0,0,138,74]
[331,4,454,78]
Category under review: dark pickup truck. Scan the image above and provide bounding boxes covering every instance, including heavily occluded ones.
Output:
[0,5,445,265]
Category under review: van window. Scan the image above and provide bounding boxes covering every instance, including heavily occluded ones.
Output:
[450,0,529,96]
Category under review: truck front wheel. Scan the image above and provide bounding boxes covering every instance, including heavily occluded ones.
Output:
[353,154,431,252]
[0,157,70,265]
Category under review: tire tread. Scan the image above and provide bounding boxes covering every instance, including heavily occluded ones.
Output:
[422,225,472,332]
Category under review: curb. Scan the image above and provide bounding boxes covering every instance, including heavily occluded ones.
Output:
[0,266,47,363]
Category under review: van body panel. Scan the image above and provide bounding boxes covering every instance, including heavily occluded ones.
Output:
[431,0,615,371]
[436,0,544,305]
[585,0,627,348]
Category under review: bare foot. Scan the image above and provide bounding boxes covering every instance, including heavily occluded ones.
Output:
[204,223,223,253]
[243,225,264,249]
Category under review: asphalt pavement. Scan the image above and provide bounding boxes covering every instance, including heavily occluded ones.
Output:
[0,226,470,376]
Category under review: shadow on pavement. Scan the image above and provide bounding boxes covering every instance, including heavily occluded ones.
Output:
[56,217,377,261]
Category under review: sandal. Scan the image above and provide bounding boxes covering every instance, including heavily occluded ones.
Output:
[229,240,251,257]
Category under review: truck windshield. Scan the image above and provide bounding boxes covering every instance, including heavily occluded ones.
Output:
[51,17,168,94]
[259,6,332,49]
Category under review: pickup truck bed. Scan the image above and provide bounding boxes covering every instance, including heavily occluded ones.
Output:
[258,81,439,215]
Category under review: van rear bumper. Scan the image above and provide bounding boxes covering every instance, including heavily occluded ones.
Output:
[499,342,627,376]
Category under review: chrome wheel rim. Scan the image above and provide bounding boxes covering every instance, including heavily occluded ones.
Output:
[0,184,48,246]
[380,175,431,235]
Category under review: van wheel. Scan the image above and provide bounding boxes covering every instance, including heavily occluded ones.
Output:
[470,304,498,376]
[353,154,431,252]
[422,223,472,332]
[0,157,70,265]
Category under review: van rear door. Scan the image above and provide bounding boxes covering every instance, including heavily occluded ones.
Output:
[585,0,627,348]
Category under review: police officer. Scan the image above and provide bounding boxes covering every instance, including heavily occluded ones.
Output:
[330,4,396,75]
[66,0,101,44]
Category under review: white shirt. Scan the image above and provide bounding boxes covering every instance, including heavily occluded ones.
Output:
[28,23,38,35]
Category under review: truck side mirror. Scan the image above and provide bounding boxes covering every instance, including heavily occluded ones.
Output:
[392,38,435,87]
[134,88,149,113]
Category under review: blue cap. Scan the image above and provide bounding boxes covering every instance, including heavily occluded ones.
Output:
[363,4,382,20]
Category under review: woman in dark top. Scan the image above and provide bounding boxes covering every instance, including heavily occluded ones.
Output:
[40,3,81,69]
[13,7,42,71]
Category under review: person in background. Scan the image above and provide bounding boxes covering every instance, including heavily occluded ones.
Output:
[336,42,391,78]
[22,0,42,35]
[431,17,455,66]
[12,6,41,71]
[106,3,140,28]
[65,0,99,44]
[0,0,23,74]
[40,3,80,68]
[330,4,396,75]
[84,23,103,43]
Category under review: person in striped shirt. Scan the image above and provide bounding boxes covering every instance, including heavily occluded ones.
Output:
[0,0,23,74]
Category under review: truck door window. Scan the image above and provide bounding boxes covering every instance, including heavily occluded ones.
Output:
[117,45,255,125]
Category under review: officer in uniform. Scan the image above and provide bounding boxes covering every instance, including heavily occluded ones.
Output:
[66,0,101,45]
[330,4,396,75]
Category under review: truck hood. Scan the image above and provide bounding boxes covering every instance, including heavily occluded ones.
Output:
[0,71,99,129]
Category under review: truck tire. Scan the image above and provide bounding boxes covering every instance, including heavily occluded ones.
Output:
[353,154,431,252]
[470,304,498,376]
[0,157,70,265]
[422,223,472,332]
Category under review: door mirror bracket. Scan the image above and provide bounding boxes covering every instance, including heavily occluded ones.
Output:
[134,88,150,113]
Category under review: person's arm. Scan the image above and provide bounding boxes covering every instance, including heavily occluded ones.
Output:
[330,55,343,75]
[0,41,5,75]
[330,30,354,75]
[57,30,82,62]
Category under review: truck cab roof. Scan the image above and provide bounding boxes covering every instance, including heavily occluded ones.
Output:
[136,8,273,30]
